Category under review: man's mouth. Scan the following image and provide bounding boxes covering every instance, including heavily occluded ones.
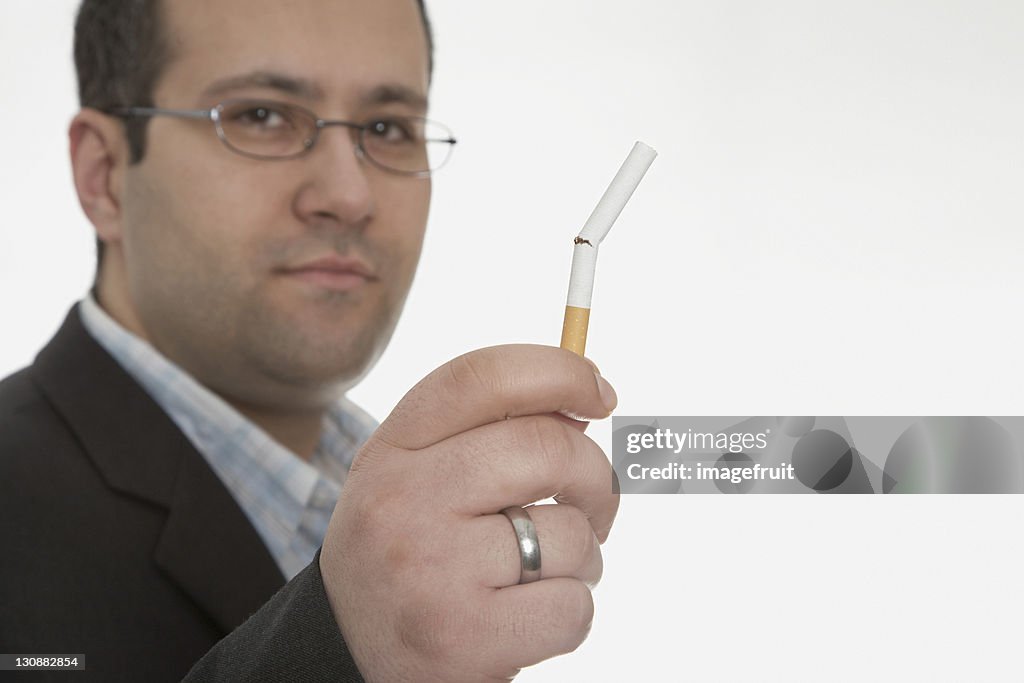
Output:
[277,255,378,292]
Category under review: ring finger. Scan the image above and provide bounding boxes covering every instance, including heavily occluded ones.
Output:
[467,503,604,589]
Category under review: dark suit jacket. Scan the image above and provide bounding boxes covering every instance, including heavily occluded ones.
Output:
[0,307,363,681]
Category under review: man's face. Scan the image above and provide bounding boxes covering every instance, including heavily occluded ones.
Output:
[115,0,432,410]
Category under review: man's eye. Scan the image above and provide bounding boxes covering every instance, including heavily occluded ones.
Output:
[235,106,290,129]
[366,119,417,144]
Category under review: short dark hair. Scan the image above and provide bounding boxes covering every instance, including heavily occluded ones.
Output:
[74,0,434,268]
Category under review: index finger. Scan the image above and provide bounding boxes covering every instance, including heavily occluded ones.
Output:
[375,344,616,451]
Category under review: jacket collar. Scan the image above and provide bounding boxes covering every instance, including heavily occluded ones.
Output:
[32,305,286,632]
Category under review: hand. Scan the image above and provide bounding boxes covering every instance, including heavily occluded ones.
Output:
[320,344,620,682]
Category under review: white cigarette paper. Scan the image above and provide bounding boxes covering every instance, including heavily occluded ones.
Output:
[565,141,657,309]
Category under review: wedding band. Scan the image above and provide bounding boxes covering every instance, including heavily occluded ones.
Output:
[499,506,542,584]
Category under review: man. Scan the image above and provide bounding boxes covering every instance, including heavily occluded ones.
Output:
[0,0,619,680]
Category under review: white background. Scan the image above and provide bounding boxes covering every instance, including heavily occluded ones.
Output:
[2,1,1023,680]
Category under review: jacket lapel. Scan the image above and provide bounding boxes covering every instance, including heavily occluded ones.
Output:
[32,305,286,633]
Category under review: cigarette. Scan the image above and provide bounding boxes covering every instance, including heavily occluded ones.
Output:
[560,141,657,356]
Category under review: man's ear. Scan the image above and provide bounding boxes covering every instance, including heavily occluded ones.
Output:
[69,109,131,246]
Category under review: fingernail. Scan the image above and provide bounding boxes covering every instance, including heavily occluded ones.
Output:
[595,372,617,413]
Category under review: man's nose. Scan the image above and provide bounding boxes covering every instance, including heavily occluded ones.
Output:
[292,127,374,227]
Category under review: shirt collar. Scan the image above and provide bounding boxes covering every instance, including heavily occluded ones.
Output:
[77,293,370,530]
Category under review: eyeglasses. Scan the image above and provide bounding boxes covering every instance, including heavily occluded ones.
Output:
[108,99,457,178]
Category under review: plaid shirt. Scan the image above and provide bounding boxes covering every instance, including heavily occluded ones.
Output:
[79,295,377,580]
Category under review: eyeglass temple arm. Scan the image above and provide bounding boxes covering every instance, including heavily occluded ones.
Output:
[109,106,214,120]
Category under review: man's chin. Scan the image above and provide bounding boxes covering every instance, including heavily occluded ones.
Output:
[238,298,403,392]
[245,329,386,393]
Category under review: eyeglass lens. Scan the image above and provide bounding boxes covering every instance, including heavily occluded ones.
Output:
[215,100,453,174]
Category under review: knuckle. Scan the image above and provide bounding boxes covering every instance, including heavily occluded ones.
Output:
[445,350,498,395]
[377,383,431,449]
[397,599,450,658]
[342,499,384,548]
[556,582,595,653]
[381,535,415,576]
[397,596,474,660]
[596,492,621,543]
[568,582,596,642]
[575,439,619,533]
[347,437,387,476]
[560,507,597,568]
[379,519,436,579]
[590,545,605,586]
[558,349,587,385]
[519,417,575,478]
[579,435,612,485]
[344,479,408,544]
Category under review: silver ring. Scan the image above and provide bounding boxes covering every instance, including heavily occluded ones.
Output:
[499,506,542,584]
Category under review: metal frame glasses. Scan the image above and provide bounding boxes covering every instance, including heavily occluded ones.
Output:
[109,99,457,178]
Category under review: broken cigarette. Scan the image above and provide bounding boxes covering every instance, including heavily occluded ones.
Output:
[560,141,657,356]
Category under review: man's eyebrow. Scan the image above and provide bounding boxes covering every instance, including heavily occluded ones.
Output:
[200,72,324,100]
[200,73,429,111]
[360,84,429,112]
